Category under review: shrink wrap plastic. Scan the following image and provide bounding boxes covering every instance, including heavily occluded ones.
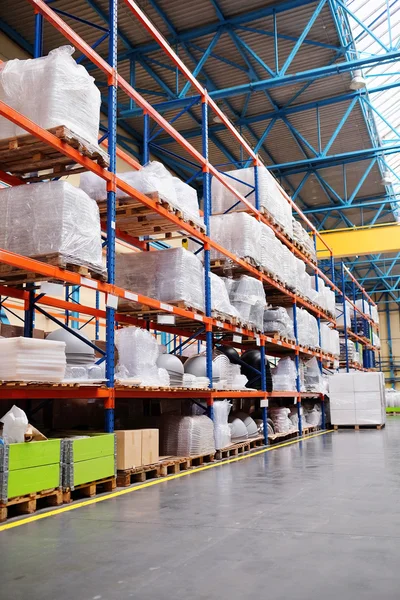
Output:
[213,400,232,450]
[0,337,66,383]
[0,181,104,273]
[211,166,293,236]
[263,306,295,339]
[271,357,297,391]
[292,219,317,261]
[340,338,355,361]
[115,327,169,386]
[312,277,335,316]
[336,302,351,329]
[270,407,295,433]
[116,248,205,312]
[210,212,262,265]
[386,389,400,408]
[0,46,101,146]
[210,273,241,319]
[304,403,322,426]
[0,405,29,443]
[286,307,319,348]
[320,323,340,356]
[260,222,280,277]
[355,299,379,324]
[224,275,266,330]
[289,405,304,430]
[303,357,324,392]
[80,162,204,228]
[372,332,381,349]
[161,415,216,456]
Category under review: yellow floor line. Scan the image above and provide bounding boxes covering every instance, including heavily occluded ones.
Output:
[0,429,332,532]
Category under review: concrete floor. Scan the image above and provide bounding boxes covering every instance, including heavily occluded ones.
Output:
[1,421,400,600]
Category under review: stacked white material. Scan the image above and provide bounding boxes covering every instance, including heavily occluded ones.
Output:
[211,165,293,236]
[162,415,216,456]
[304,404,322,426]
[303,357,324,393]
[336,302,352,329]
[271,357,297,391]
[281,245,297,290]
[329,372,386,426]
[115,327,169,386]
[213,400,232,450]
[289,405,303,430]
[312,277,335,315]
[292,219,317,261]
[225,275,266,331]
[210,273,241,320]
[0,338,66,383]
[386,388,400,408]
[286,307,319,348]
[295,259,314,299]
[210,212,262,265]
[0,181,104,273]
[116,248,205,312]
[269,407,295,433]
[340,338,355,362]
[355,299,372,319]
[80,162,204,229]
[372,332,381,349]
[320,323,340,356]
[263,306,295,339]
[370,305,379,324]
[260,222,280,277]
[0,46,101,146]
[228,364,248,390]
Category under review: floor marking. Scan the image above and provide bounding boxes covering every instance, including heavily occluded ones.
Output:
[0,429,332,532]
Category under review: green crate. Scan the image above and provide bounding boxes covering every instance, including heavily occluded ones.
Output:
[7,439,61,471]
[1,464,61,500]
[62,433,115,463]
[67,455,116,488]
[61,433,115,490]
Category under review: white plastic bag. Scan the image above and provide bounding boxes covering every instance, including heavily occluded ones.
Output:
[0,405,28,443]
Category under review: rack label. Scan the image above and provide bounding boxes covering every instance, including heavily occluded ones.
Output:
[233,334,242,344]
[157,314,175,325]
[124,291,138,302]
[194,314,203,322]
[40,281,64,297]
[260,399,268,408]
[106,294,118,309]
[160,303,173,312]
[81,277,98,289]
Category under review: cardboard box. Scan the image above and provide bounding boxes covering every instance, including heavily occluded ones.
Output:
[141,429,159,466]
[116,430,142,470]
[0,324,45,339]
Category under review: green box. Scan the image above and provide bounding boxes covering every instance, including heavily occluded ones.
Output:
[61,433,115,490]
[0,440,61,502]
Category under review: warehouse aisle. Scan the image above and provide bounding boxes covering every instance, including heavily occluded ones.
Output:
[1,423,400,600]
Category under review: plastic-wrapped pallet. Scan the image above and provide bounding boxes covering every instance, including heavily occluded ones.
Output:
[80,163,204,229]
[271,357,297,391]
[281,245,297,290]
[303,357,324,392]
[304,403,322,426]
[372,332,381,349]
[292,219,317,261]
[0,181,104,273]
[213,400,232,450]
[116,247,205,312]
[115,326,169,386]
[260,222,280,277]
[211,165,293,236]
[0,337,66,382]
[289,405,304,430]
[161,415,216,456]
[340,338,355,361]
[0,46,101,146]
[226,275,266,331]
[355,298,373,319]
[286,307,319,348]
[269,407,294,433]
[263,306,295,339]
[209,212,262,265]
[210,273,241,320]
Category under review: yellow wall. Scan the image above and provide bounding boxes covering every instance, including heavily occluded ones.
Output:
[378,301,400,389]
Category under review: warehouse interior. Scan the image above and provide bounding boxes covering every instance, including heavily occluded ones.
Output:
[0,1,399,598]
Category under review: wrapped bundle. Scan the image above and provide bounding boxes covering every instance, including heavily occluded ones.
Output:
[260,222,280,277]
[263,306,295,339]
[281,245,297,290]
[0,338,66,383]
[289,405,304,430]
[303,357,324,392]
[209,212,262,265]
[304,403,322,426]
[213,400,232,450]
[226,275,266,331]
[211,165,293,236]
[335,301,352,329]
[286,307,319,348]
[269,407,295,433]
[271,357,297,391]
[115,327,169,386]
[161,415,215,456]
[0,181,104,273]
[172,177,203,228]
[340,338,355,361]
[292,219,317,260]
[210,273,240,320]
[372,332,381,349]
[0,46,101,146]
[116,247,205,312]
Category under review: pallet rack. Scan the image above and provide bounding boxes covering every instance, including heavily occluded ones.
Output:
[0,0,377,444]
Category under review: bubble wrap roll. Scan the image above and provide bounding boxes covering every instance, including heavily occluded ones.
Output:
[0,181,104,272]
[0,46,101,146]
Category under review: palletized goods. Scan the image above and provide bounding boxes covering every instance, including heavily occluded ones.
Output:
[0,338,66,383]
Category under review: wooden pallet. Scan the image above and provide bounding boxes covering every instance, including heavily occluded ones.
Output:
[0,252,106,285]
[268,430,299,444]
[63,476,116,503]
[215,435,265,460]
[333,424,385,431]
[98,191,205,238]
[0,125,109,181]
[0,487,63,522]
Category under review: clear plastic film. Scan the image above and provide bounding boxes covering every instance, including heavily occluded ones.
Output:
[0,46,101,147]
[210,272,241,320]
[303,357,324,392]
[263,306,295,339]
[292,219,317,261]
[271,357,297,391]
[0,337,66,383]
[115,326,169,387]
[329,372,386,426]
[320,323,340,356]
[260,222,280,278]
[0,181,104,273]
[211,165,293,236]
[225,275,266,330]
[213,400,232,450]
[269,407,295,433]
[209,212,262,265]
[161,415,216,456]
[116,247,205,312]
[286,307,319,348]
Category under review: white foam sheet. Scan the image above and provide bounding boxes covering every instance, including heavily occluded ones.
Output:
[0,46,101,146]
[0,181,104,272]
[116,247,205,312]
[0,337,66,382]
